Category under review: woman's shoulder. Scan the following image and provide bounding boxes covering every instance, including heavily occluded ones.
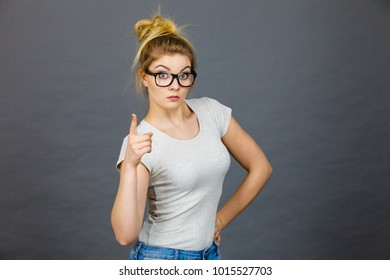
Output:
[185,96,209,106]
[187,97,232,137]
[186,97,231,112]
[186,96,227,109]
[137,120,151,132]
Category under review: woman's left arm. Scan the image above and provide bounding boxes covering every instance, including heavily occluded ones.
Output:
[215,116,273,244]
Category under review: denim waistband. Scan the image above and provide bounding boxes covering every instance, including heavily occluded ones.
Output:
[132,241,219,260]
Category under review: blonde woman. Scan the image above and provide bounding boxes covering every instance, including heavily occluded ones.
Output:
[111,12,272,260]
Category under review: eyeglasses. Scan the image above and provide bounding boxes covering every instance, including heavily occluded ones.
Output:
[145,69,197,87]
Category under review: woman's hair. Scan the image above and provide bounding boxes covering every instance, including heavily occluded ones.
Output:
[132,11,197,95]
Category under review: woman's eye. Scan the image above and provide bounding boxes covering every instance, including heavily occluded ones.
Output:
[179,73,189,80]
[158,73,169,79]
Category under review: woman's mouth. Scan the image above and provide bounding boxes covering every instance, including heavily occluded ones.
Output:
[167,95,180,101]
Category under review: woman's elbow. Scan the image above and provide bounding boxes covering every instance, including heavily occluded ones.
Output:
[267,161,273,177]
[114,232,137,246]
[116,238,133,247]
[251,158,272,179]
[111,223,139,246]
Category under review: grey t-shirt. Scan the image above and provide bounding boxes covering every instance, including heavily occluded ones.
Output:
[116,97,231,250]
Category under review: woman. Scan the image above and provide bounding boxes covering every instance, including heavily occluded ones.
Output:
[111,12,272,260]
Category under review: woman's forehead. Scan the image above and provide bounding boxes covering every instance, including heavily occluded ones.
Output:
[150,53,191,70]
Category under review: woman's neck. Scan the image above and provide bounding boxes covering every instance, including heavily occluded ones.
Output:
[145,100,192,130]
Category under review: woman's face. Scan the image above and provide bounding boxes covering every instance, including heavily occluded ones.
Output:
[141,53,193,111]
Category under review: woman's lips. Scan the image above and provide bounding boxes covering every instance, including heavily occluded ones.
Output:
[167,96,180,101]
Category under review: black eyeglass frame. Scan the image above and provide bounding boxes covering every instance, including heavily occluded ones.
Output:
[145,69,197,88]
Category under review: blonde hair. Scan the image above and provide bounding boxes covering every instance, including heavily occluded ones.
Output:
[132,12,197,95]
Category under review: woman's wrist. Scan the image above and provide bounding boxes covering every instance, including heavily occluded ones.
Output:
[216,216,224,230]
[121,159,139,170]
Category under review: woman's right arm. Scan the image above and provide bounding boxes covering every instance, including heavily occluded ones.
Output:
[111,114,153,246]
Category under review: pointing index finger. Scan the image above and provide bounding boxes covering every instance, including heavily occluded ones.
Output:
[130,114,138,136]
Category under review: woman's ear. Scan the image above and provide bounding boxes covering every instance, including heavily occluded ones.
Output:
[139,69,148,88]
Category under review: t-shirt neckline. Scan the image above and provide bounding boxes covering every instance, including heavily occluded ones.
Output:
[140,99,202,142]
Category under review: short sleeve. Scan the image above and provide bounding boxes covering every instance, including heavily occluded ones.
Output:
[116,136,128,172]
[116,135,154,173]
[206,98,232,137]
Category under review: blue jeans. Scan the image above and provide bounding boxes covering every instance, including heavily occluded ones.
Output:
[129,241,221,260]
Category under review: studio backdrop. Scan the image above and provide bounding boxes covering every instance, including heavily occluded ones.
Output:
[1,0,389,259]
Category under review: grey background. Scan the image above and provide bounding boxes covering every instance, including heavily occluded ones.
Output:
[1,0,389,260]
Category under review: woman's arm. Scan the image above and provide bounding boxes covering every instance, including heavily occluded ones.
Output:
[215,116,272,243]
[111,114,152,246]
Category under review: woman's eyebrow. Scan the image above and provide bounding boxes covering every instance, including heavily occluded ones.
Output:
[154,65,170,70]
[154,65,191,72]
[180,66,191,72]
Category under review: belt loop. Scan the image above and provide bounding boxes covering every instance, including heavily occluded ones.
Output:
[134,241,142,259]
[202,246,208,260]
[174,249,179,260]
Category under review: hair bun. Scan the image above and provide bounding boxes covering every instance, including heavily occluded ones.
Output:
[134,15,178,42]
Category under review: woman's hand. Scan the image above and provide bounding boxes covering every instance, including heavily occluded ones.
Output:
[124,114,153,167]
[214,217,223,246]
